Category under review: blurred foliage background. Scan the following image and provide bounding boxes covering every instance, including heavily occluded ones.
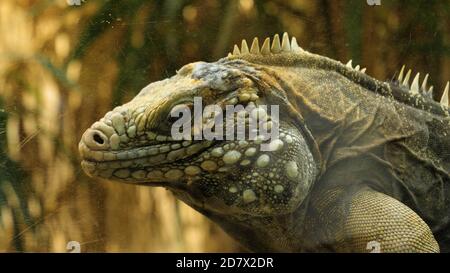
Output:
[0,0,449,252]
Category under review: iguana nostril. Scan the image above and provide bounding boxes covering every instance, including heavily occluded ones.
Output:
[93,133,105,144]
[82,129,108,149]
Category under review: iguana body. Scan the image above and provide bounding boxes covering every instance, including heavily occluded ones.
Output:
[79,33,450,253]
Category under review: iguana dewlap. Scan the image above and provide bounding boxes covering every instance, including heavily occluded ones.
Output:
[79,33,450,253]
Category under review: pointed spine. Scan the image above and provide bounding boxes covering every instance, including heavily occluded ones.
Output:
[421,74,429,92]
[250,38,260,54]
[290,37,303,52]
[261,38,271,55]
[411,73,420,94]
[398,65,405,82]
[441,82,449,107]
[428,86,434,98]
[241,40,249,54]
[271,34,281,53]
[281,32,291,52]
[233,45,240,55]
[402,69,412,87]
[346,60,353,68]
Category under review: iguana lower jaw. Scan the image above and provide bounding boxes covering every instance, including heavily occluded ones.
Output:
[79,139,214,184]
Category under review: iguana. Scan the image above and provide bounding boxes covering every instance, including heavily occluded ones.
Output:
[79,33,450,253]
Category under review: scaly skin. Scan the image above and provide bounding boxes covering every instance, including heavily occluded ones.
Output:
[79,33,449,252]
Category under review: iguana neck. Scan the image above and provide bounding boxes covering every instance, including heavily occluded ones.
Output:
[171,187,313,252]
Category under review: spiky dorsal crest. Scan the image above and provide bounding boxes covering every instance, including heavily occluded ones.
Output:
[228,32,368,77]
[395,65,449,108]
[229,32,305,57]
[228,32,449,110]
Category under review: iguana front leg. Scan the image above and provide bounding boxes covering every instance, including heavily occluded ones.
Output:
[306,188,439,253]
[342,189,439,252]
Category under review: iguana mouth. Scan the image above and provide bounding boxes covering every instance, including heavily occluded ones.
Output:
[79,139,215,179]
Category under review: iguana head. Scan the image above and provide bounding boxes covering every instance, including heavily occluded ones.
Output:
[79,33,321,217]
